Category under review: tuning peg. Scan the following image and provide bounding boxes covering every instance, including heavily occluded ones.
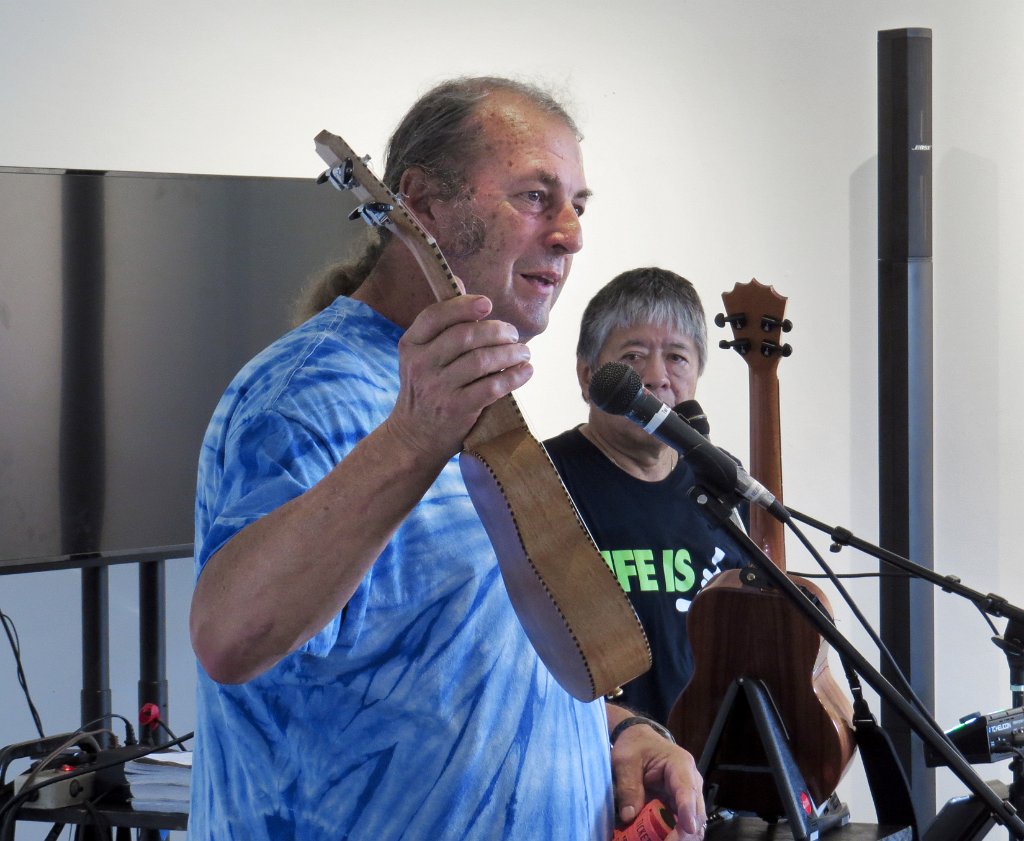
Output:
[759,315,793,333]
[715,312,747,329]
[348,202,394,228]
[759,341,793,359]
[320,158,356,191]
[719,338,751,355]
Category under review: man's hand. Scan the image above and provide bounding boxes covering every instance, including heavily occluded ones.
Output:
[610,717,707,841]
[388,293,532,459]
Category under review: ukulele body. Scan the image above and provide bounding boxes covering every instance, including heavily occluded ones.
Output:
[668,568,855,815]
[667,279,855,815]
[461,397,651,701]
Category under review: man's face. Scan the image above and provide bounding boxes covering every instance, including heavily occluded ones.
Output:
[431,93,589,342]
[578,322,702,446]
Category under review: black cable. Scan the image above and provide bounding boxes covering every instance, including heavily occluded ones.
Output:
[787,570,911,580]
[147,720,186,751]
[80,714,137,747]
[79,798,112,840]
[796,564,1003,637]
[41,822,65,841]
[0,608,45,739]
[976,603,1001,635]
[785,518,952,742]
[793,527,1007,694]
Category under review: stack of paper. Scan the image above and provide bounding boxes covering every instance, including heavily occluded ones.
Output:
[125,750,192,813]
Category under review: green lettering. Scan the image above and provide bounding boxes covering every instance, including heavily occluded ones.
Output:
[634,549,657,591]
[662,549,676,593]
[611,549,638,593]
[674,549,696,592]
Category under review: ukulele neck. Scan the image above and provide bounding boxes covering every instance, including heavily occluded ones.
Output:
[718,278,792,571]
[748,365,785,569]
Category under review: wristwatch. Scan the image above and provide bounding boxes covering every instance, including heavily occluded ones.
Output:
[610,715,676,746]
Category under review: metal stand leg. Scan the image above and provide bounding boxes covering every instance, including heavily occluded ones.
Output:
[697,677,845,841]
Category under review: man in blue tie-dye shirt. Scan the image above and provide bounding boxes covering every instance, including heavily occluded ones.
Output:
[189,76,706,841]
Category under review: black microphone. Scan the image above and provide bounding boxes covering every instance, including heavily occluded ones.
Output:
[589,362,787,521]
[674,397,752,533]
[673,399,710,437]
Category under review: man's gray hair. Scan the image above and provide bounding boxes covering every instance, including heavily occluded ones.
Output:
[577,267,708,375]
[382,76,580,200]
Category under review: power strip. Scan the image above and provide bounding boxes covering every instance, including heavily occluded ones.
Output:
[12,768,96,809]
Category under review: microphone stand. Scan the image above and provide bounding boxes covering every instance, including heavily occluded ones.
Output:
[784,505,1024,824]
[686,485,1024,839]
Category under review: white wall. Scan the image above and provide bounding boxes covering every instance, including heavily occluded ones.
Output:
[3,0,1023,836]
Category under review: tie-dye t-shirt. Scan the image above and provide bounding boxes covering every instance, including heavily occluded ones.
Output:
[190,295,613,841]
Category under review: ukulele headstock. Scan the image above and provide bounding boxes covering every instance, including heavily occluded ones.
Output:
[313,129,460,302]
[715,279,793,374]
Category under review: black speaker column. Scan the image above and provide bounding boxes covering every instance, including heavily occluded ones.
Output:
[877,27,935,820]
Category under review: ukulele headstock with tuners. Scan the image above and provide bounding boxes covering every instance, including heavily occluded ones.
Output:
[715,278,792,566]
[313,129,461,304]
[715,279,793,374]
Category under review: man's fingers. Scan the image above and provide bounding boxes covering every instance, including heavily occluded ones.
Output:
[388,292,534,457]
[612,754,647,825]
[663,771,706,836]
[402,294,494,347]
[402,296,525,376]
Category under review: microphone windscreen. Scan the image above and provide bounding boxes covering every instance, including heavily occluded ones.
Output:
[674,400,710,437]
[588,362,642,414]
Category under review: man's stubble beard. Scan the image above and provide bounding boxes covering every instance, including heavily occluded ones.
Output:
[444,196,487,260]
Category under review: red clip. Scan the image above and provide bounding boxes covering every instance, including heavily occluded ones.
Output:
[139,702,162,731]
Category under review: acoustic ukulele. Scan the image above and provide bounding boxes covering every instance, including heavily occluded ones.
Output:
[313,130,651,702]
[667,279,855,814]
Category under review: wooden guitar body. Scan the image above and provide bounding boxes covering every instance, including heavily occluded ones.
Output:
[314,131,650,701]
[668,568,855,813]
[667,279,855,814]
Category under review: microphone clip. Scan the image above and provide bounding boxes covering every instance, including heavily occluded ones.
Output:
[687,483,743,528]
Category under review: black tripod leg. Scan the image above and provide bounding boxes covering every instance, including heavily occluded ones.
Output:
[741,679,820,841]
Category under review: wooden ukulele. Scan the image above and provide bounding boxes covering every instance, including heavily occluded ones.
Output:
[666,279,855,814]
[313,130,651,702]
